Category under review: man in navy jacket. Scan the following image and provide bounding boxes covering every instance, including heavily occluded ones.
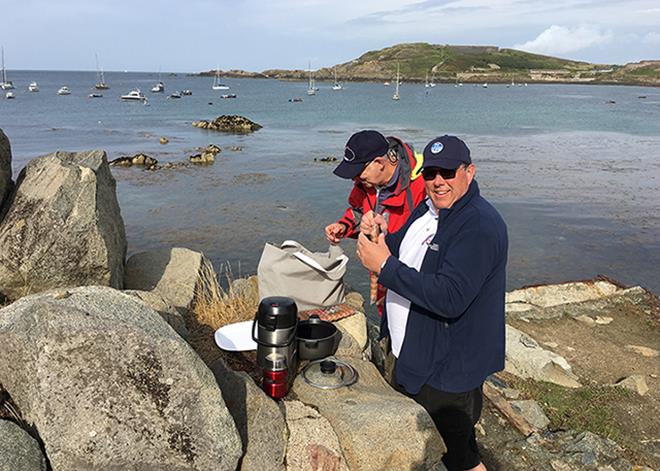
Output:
[357,135,508,471]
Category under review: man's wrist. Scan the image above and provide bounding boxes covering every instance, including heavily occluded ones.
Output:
[379,256,389,273]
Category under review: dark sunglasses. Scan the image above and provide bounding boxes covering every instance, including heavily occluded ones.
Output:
[422,166,465,181]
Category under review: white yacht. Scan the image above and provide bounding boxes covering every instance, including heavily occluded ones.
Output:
[306,61,316,96]
[332,68,343,90]
[151,81,165,93]
[121,88,147,101]
[5,91,15,99]
[212,66,229,90]
[28,82,39,92]
[0,47,14,90]
[57,86,71,95]
[95,54,110,90]
[392,63,400,101]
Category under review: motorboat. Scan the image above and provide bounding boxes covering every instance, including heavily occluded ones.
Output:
[121,88,147,101]
[28,82,39,92]
[212,66,229,90]
[0,47,14,90]
[95,54,110,89]
[168,91,181,99]
[151,81,165,93]
[88,92,103,98]
[483,83,488,88]
[220,93,236,99]
[181,89,192,96]
[5,91,15,99]
[383,81,390,86]
[57,86,71,95]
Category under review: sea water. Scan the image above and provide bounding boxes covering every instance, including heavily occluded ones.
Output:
[1,70,659,308]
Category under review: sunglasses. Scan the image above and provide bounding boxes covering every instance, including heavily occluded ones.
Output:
[422,166,465,181]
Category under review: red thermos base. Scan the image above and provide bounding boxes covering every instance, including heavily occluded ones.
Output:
[262,370,289,399]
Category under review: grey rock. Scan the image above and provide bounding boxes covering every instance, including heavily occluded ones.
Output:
[124,289,189,338]
[0,286,242,471]
[505,325,581,388]
[506,280,622,319]
[624,344,659,358]
[202,115,262,133]
[0,150,126,301]
[510,400,551,430]
[335,310,368,352]
[335,322,364,359]
[613,375,649,396]
[0,128,12,212]
[209,357,286,471]
[575,314,596,326]
[283,400,349,471]
[561,431,630,470]
[0,420,47,471]
[292,358,445,470]
[229,276,259,303]
[125,247,220,317]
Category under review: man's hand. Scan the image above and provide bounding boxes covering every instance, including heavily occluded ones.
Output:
[324,223,346,244]
[359,211,389,237]
[356,232,391,274]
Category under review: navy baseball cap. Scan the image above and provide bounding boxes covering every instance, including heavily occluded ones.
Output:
[333,130,390,179]
[422,135,471,170]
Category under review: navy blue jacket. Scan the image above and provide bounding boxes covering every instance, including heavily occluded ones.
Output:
[378,180,508,394]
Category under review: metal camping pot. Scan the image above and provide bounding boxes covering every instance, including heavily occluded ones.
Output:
[252,296,298,399]
[297,315,341,360]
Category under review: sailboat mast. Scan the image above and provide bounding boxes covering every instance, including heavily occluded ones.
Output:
[395,64,400,95]
[1,47,6,84]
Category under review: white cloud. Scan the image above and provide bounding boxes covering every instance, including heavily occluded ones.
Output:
[514,25,613,55]
[642,32,660,44]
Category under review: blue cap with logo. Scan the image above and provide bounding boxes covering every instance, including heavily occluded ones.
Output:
[422,135,471,170]
[333,130,390,179]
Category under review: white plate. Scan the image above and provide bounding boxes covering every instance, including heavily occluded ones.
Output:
[214,320,257,351]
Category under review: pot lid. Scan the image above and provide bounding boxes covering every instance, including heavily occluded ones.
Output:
[301,357,358,390]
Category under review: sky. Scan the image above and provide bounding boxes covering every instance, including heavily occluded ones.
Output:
[1,0,659,72]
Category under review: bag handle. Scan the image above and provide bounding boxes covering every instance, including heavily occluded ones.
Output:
[281,240,349,281]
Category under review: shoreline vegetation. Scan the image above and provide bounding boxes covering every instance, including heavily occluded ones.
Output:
[196,42,660,88]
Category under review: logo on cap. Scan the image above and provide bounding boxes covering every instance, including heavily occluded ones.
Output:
[344,146,356,162]
[431,142,444,154]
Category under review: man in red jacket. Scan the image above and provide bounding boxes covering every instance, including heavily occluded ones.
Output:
[324,130,425,307]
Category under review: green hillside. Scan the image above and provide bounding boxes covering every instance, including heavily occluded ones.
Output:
[258,42,659,85]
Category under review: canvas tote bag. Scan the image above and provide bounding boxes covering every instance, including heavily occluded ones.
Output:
[257,240,349,311]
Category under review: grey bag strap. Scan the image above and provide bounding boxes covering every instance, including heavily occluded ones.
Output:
[281,240,349,281]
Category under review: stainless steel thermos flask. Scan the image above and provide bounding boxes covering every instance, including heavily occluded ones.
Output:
[252,296,298,399]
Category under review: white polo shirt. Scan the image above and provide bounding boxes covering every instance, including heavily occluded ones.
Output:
[385,199,438,357]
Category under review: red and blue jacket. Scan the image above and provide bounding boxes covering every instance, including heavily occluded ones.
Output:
[336,136,425,239]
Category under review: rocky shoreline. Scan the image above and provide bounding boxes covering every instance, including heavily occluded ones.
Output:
[0,128,658,470]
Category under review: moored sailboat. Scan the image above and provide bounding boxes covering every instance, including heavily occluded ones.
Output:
[307,61,316,96]
[212,66,229,90]
[332,67,343,91]
[1,47,14,90]
[95,54,110,90]
[392,63,400,100]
